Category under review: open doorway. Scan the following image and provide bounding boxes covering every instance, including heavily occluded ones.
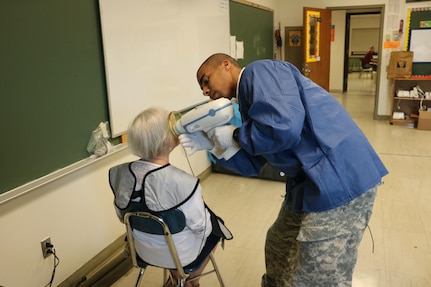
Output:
[334,6,384,120]
[285,6,384,120]
[344,12,381,91]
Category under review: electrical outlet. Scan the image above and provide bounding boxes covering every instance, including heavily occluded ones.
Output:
[41,237,53,259]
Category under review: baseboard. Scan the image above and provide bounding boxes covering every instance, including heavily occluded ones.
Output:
[197,166,212,181]
[375,114,389,121]
[58,234,132,287]
[329,89,343,94]
[90,256,133,287]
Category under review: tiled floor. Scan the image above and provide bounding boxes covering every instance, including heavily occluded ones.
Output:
[112,73,431,286]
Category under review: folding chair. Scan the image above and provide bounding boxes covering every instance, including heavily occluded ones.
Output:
[359,57,374,79]
[359,66,374,79]
[124,211,225,287]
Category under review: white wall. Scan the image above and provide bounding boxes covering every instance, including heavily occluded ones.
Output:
[350,14,381,54]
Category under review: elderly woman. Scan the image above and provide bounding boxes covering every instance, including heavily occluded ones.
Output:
[109,107,227,287]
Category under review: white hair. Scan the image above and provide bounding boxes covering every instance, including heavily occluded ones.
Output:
[128,107,174,160]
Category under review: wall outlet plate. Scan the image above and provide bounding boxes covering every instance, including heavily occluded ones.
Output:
[41,237,52,259]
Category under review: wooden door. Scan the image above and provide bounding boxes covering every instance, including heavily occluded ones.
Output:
[284,26,303,71]
[303,7,331,91]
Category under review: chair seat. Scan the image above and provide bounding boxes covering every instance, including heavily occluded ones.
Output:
[124,211,225,287]
[359,66,374,79]
[133,233,219,273]
[183,234,220,272]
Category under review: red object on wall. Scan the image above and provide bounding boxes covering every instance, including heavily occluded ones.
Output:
[331,25,335,41]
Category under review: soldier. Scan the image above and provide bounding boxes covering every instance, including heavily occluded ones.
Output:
[179,53,388,286]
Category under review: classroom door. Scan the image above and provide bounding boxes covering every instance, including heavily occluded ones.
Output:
[302,7,331,91]
[284,26,303,71]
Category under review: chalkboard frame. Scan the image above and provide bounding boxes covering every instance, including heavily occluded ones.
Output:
[0,0,111,200]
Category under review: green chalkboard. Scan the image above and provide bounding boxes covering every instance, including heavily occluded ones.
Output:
[229,1,274,66]
[0,0,109,194]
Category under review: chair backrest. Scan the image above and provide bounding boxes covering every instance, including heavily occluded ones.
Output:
[128,209,186,235]
[124,211,189,279]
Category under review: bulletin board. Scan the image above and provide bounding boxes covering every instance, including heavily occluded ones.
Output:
[405,7,431,75]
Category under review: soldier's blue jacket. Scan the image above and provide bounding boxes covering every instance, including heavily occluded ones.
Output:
[216,60,388,212]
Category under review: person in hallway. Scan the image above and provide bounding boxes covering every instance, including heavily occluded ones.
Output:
[109,107,229,287]
[362,45,378,71]
[179,53,388,287]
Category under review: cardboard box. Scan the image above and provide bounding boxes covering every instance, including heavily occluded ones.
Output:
[417,110,431,130]
[387,51,413,79]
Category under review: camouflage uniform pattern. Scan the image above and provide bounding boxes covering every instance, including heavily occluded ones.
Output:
[261,186,377,287]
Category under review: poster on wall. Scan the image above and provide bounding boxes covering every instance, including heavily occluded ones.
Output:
[289,31,301,46]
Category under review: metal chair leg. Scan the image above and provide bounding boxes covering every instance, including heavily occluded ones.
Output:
[135,267,145,287]
[209,253,225,287]
[163,269,169,285]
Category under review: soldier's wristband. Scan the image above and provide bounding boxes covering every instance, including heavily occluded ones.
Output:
[232,128,240,144]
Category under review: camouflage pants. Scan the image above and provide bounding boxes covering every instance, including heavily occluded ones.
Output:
[261,187,377,287]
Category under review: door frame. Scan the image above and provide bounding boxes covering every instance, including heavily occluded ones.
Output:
[329,5,385,120]
[343,11,382,92]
